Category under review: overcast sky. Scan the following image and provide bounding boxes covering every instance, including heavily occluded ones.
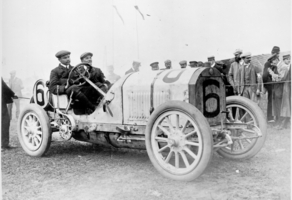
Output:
[2,0,291,80]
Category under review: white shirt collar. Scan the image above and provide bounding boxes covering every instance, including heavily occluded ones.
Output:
[60,63,69,69]
[211,63,215,68]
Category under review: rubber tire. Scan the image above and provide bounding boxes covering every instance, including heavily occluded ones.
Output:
[145,101,213,181]
[217,96,267,160]
[17,104,52,157]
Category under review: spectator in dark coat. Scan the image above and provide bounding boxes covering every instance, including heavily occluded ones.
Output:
[2,78,17,151]
[262,46,280,122]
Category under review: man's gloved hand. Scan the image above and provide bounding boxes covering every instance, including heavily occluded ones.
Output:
[95,82,104,88]
[12,95,18,99]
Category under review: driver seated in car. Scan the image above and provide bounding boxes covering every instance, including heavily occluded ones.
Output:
[79,52,110,98]
[49,50,96,114]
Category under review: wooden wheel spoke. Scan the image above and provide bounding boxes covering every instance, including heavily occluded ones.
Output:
[184,130,196,138]
[157,125,171,136]
[158,145,169,153]
[235,107,240,121]
[181,120,189,133]
[185,141,199,146]
[228,108,235,121]
[166,116,175,132]
[175,114,180,130]
[239,112,248,121]
[238,139,244,149]
[36,131,43,136]
[180,151,190,167]
[155,136,168,142]
[241,133,252,144]
[175,151,179,168]
[230,142,234,152]
[183,147,197,159]
[165,151,173,163]
[35,135,42,142]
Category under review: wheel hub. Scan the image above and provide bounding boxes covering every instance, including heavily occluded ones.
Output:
[168,131,186,150]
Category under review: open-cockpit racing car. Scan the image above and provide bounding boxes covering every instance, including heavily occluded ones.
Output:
[17,63,267,181]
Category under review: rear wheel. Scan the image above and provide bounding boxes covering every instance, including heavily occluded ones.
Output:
[145,101,213,181]
[217,96,267,160]
[17,104,52,157]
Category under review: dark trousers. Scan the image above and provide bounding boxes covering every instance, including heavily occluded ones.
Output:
[66,84,107,103]
[265,85,273,121]
[7,99,20,120]
[2,103,10,147]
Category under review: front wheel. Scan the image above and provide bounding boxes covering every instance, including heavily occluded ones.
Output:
[145,101,213,181]
[17,104,52,157]
[217,96,267,160]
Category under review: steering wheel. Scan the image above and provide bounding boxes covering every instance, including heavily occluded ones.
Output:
[68,63,92,86]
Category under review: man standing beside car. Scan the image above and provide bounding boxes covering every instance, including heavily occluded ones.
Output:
[49,50,96,114]
[7,70,23,120]
[238,52,260,102]
[228,49,243,95]
[2,78,18,151]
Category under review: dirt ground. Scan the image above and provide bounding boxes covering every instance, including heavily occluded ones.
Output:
[1,99,291,200]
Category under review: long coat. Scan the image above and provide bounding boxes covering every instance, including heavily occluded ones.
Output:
[228,61,241,94]
[2,78,15,147]
[238,63,258,95]
[280,65,291,117]
[49,64,74,94]
[262,61,276,121]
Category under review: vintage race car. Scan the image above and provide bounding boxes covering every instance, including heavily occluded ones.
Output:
[17,63,267,181]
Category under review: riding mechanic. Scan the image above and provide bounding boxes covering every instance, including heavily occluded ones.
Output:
[49,50,97,114]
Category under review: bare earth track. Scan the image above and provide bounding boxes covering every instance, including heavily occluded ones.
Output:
[2,118,290,200]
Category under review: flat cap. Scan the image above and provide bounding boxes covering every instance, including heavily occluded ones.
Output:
[268,53,279,62]
[207,56,215,61]
[179,60,187,65]
[133,60,141,65]
[271,46,280,54]
[164,59,171,63]
[234,49,243,55]
[189,61,197,64]
[283,54,290,60]
[150,62,159,66]
[240,52,252,58]
[55,50,70,58]
[80,52,93,60]
[216,60,224,65]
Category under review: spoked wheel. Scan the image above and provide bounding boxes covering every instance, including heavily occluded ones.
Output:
[17,104,52,157]
[146,101,213,181]
[217,96,267,160]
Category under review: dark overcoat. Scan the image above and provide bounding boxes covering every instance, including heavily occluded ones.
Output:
[49,64,74,94]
